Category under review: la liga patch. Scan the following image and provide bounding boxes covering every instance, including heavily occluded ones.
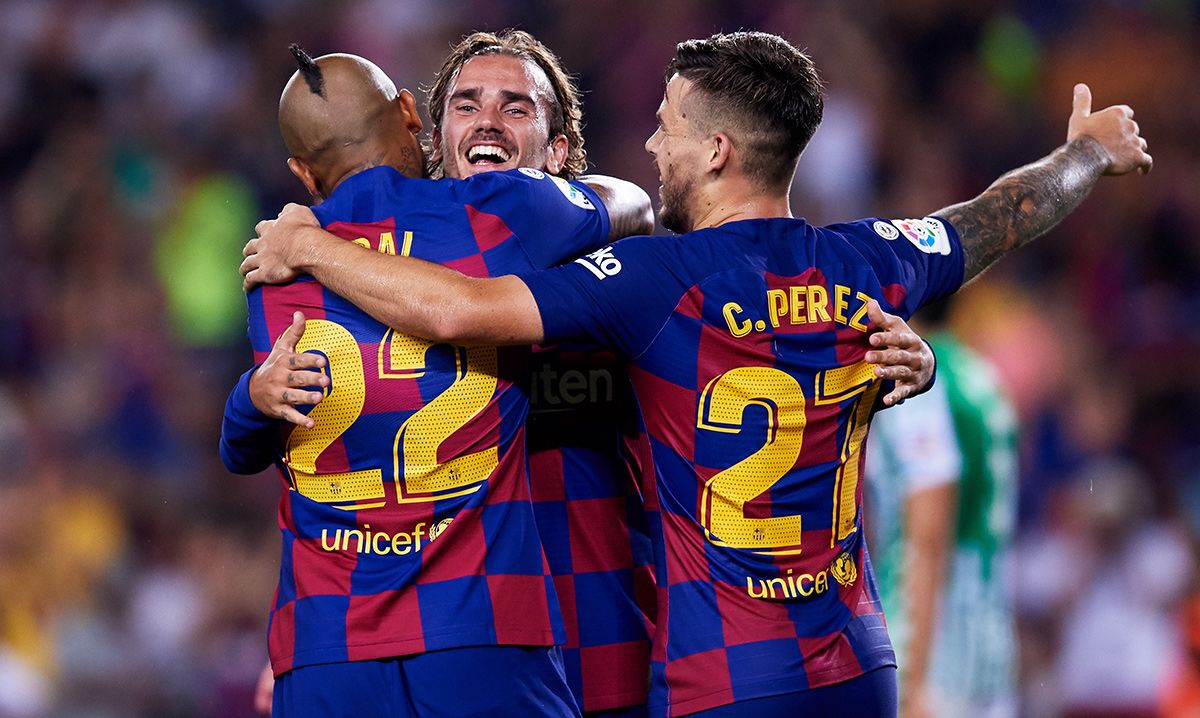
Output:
[551,176,596,210]
[891,217,951,255]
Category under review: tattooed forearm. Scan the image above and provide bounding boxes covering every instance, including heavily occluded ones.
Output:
[934,136,1111,283]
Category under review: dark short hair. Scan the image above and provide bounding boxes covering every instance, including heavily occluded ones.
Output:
[666,32,824,189]
[425,30,586,179]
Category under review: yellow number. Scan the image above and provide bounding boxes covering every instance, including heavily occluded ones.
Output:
[816,362,881,545]
[698,367,806,554]
[696,362,879,554]
[381,330,498,502]
[284,320,385,510]
[281,320,498,510]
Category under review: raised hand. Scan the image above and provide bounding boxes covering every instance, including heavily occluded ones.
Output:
[249,310,329,428]
[864,300,935,407]
[1066,83,1153,176]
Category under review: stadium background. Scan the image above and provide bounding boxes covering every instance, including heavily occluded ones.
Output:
[0,0,1196,715]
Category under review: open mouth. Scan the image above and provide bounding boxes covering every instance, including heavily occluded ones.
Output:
[466,144,513,166]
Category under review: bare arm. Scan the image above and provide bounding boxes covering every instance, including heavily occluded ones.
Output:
[579,174,655,239]
[899,482,957,718]
[242,205,543,345]
[935,83,1151,284]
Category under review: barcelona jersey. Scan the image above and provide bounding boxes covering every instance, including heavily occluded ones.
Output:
[527,345,656,711]
[224,166,614,676]
[521,216,964,716]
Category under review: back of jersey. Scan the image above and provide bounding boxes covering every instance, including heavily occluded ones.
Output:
[522,214,964,715]
[246,166,610,674]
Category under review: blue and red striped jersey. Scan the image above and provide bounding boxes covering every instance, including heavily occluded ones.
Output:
[225,166,619,676]
[521,216,964,716]
[527,345,656,711]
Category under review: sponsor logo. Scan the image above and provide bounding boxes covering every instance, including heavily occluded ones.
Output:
[551,175,596,210]
[574,246,622,279]
[890,218,951,255]
[830,551,858,587]
[530,365,615,411]
[319,520,451,556]
[744,552,859,600]
[518,167,545,180]
[872,220,899,240]
[745,568,830,600]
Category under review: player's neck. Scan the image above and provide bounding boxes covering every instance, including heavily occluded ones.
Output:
[689,184,792,230]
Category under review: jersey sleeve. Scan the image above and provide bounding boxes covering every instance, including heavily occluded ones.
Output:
[455,169,611,268]
[870,379,962,493]
[824,216,964,316]
[519,236,680,359]
[219,367,283,474]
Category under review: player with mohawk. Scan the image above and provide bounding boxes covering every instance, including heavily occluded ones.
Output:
[223,45,652,717]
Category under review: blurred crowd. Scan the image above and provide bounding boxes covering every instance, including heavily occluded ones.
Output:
[0,1,1196,716]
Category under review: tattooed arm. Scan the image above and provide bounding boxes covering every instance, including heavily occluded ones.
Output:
[934,83,1152,283]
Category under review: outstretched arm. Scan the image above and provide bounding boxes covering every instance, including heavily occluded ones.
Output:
[935,83,1152,284]
[242,207,544,345]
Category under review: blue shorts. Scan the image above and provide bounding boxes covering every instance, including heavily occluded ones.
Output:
[687,666,898,718]
[273,645,580,718]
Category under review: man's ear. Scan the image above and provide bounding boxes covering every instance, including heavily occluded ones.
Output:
[286,157,323,200]
[705,132,732,175]
[545,134,569,175]
[397,88,424,134]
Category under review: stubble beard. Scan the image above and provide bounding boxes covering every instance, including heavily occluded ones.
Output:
[658,170,696,234]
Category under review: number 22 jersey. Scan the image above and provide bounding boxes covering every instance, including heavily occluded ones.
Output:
[224,166,611,675]
[521,216,964,716]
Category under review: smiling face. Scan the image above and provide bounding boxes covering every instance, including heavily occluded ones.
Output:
[645,74,705,233]
[433,53,568,179]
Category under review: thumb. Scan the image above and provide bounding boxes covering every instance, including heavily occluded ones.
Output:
[1072,83,1092,118]
[277,310,308,350]
[865,298,888,328]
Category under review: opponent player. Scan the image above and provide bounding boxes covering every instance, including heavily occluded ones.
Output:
[241,33,982,717]
[220,47,653,717]
[866,301,1019,718]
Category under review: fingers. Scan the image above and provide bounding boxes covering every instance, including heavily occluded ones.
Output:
[1073,83,1092,118]
[278,404,317,429]
[880,387,907,407]
[876,362,918,407]
[241,253,259,278]
[866,347,917,366]
[244,237,259,257]
[255,218,275,237]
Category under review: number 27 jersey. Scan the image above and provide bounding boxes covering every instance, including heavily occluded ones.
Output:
[522,216,964,715]
[242,166,610,675]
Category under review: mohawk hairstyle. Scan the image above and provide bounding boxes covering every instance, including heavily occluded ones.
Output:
[289,43,324,97]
